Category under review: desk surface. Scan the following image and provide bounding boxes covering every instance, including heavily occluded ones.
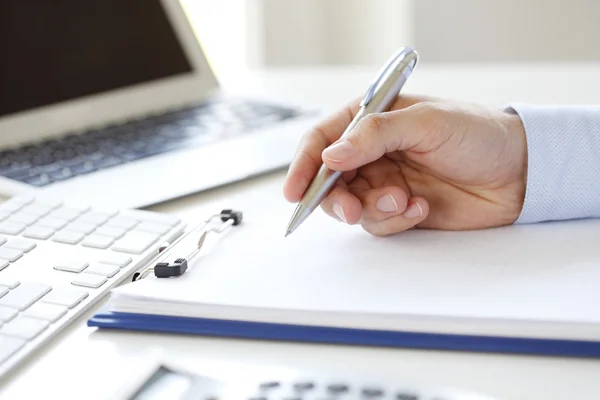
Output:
[2,63,600,400]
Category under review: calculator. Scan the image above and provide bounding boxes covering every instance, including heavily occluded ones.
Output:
[114,360,500,400]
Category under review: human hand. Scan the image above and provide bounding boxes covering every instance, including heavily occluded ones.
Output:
[283,95,528,236]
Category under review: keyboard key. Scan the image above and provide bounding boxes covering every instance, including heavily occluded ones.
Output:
[4,238,36,252]
[0,201,24,214]
[0,248,23,262]
[98,252,131,267]
[122,209,180,226]
[0,283,51,310]
[1,316,49,339]
[33,198,62,209]
[9,195,35,206]
[112,231,158,254]
[66,221,97,234]
[0,278,19,289]
[62,203,90,213]
[106,216,138,230]
[0,211,10,221]
[41,287,88,308]
[0,236,6,246]
[94,225,127,239]
[0,287,7,298]
[71,273,107,288]
[86,263,120,278]
[6,213,39,226]
[92,209,118,218]
[52,230,85,244]
[0,260,8,272]
[20,203,54,217]
[36,216,68,230]
[23,303,68,322]
[0,336,26,364]
[54,260,88,273]
[81,234,114,249]
[49,207,81,221]
[23,226,55,240]
[77,212,109,225]
[0,221,26,235]
[0,306,18,322]
[135,222,171,235]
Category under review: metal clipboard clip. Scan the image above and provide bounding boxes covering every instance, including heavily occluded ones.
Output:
[131,209,243,282]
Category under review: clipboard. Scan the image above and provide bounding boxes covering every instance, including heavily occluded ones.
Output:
[87,205,600,360]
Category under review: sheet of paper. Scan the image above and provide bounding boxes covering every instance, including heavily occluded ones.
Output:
[114,178,600,326]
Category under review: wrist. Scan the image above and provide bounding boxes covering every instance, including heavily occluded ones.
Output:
[502,112,528,222]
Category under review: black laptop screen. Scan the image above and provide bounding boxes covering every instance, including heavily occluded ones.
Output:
[0,0,194,118]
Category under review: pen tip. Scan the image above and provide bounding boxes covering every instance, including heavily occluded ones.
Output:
[285,230,291,238]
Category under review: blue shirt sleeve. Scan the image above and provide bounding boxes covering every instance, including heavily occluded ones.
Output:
[505,103,600,224]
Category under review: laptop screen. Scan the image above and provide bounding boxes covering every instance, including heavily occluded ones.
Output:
[0,0,194,118]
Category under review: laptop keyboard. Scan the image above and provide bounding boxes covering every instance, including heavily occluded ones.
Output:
[0,98,302,187]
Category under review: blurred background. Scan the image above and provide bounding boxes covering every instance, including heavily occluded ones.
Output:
[180,0,600,81]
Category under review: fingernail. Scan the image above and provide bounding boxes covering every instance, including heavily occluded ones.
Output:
[333,203,347,222]
[376,194,398,212]
[403,202,423,218]
[323,140,354,162]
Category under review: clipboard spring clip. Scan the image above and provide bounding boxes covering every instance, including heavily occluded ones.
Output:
[132,209,242,282]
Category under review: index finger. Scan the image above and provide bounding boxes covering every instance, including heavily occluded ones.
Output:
[283,99,359,202]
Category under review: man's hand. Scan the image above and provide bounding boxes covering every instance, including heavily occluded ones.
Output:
[283,95,528,236]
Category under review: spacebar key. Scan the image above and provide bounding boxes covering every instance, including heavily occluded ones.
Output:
[112,231,158,254]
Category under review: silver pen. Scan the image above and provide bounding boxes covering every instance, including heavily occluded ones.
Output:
[285,46,419,237]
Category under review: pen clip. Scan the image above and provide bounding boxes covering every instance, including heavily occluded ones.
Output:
[360,47,414,107]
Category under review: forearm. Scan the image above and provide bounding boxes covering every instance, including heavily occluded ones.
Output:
[506,104,600,223]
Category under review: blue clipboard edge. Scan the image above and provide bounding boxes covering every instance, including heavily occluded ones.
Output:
[87,311,600,359]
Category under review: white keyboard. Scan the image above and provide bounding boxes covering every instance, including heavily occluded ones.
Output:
[0,195,186,378]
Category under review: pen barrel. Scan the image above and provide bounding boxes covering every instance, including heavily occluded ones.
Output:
[301,165,344,212]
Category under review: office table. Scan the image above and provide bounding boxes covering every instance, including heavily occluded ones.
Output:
[2,63,600,399]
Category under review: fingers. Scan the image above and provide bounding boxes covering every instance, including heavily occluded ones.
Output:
[352,185,410,223]
[319,182,430,236]
[361,197,429,237]
[283,94,439,203]
[319,181,363,225]
[321,101,450,172]
[283,100,359,203]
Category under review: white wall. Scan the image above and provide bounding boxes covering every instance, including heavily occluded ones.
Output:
[413,0,600,63]
[249,0,600,66]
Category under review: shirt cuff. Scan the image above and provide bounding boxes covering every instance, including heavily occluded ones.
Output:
[505,103,600,224]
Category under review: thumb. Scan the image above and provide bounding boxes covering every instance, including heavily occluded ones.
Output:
[321,103,442,171]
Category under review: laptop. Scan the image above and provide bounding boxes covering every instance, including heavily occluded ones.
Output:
[0,0,321,209]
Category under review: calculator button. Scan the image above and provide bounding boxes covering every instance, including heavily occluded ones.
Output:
[328,383,349,393]
[258,381,280,389]
[293,381,315,391]
[362,387,385,397]
[395,392,418,400]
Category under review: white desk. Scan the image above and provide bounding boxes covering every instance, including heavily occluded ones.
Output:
[2,63,600,399]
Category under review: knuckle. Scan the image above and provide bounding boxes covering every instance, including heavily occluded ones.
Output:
[410,101,446,131]
[351,113,390,147]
